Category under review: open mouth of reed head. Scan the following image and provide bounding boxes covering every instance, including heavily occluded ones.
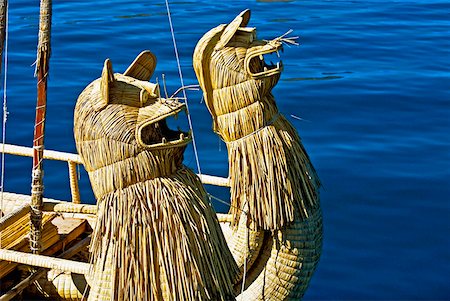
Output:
[245,42,284,79]
[136,99,192,149]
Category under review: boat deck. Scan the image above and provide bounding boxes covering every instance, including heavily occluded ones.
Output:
[0,192,93,299]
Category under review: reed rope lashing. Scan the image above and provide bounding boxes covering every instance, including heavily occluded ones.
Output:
[164,0,202,176]
[0,0,9,251]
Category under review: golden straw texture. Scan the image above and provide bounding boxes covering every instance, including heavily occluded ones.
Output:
[74,51,238,300]
[193,10,320,231]
[193,9,322,299]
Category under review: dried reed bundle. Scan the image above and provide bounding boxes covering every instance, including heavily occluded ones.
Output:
[193,9,322,299]
[236,208,322,300]
[219,207,265,281]
[74,51,238,300]
[194,10,320,232]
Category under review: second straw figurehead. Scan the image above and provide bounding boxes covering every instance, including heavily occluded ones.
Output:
[193,9,322,299]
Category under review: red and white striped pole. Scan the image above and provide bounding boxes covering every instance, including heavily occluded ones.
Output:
[30,0,51,254]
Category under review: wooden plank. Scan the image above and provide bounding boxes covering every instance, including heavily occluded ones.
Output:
[0,215,87,279]
[0,213,58,279]
[42,217,87,256]
[0,236,91,301]
[0,203,30,232]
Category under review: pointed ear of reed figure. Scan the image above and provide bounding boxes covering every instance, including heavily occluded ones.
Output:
[74,50,238,301]
[194,9,323,299]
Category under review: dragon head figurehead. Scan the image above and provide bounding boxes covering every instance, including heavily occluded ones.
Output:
[74,50,192,198]
[193,10,320,232]
[193,9,296,135]
[74,51,238,300]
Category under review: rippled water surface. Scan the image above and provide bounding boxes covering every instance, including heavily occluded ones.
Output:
[4,0,450,299]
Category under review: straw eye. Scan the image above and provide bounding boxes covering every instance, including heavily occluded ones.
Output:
[140,89,149,107]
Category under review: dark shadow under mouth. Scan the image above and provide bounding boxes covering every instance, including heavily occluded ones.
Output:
[248,49,283,77]
[139,116,189,146]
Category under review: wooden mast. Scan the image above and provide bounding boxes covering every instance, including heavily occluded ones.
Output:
[30,0,51,254]
[0,0,6,73]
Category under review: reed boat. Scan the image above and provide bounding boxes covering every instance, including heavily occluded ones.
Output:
[0,1,321,300]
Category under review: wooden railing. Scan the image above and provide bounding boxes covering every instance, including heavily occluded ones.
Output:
[0,143,230,204]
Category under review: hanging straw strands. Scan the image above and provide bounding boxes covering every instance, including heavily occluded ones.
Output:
[194,9,323,299]
[74,52,238,300]
[194,10,320,231]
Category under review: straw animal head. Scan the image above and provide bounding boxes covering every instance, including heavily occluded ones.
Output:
[74,51,192,183]
[193,9,297,124]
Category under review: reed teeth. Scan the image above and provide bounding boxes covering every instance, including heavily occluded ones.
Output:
[155,123,159,128]
[162,137,167,144]
[180,133,185,140]
[259,54,264,61]
[264,67,268,72]
[277,62,280,68]
[276,50,280,57]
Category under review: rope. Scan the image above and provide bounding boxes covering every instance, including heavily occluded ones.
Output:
[164,0,202,176]
[207,193,248,216]
[224,113,280,144]
[241,227,248,295]
[0,0,10,250]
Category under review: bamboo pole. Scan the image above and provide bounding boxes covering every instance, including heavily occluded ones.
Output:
[0,236,91,301]
[68,161,80,203]
[198,173,230,187]
[30,0,52,254]
[0,143,231,187]
[0,143,81,163]
[42,200,97,214]
[0,249,90,275]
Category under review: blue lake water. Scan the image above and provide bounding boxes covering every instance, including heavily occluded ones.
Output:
[3,0,450,299]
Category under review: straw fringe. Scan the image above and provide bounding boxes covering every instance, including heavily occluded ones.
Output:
[193,22,320,230]
[89,169,237,301]
[74,55,238,300]
[226,113,319,230]
[193,9,323,299]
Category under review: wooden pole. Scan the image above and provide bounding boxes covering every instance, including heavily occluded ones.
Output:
[30,0,52,254]
[0,249,91,275]
[0,0,6,73]
[0,236,91,301]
